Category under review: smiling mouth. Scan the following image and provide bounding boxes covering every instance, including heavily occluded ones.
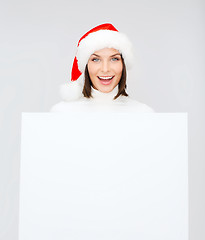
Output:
[97,76,114,80]
[97,76,114,85]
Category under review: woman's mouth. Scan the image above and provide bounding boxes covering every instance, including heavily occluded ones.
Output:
[97,76,114,85]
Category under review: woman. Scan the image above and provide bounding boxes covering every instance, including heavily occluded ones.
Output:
[50,23,154,112]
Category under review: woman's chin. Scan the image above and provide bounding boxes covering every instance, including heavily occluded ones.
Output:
[97,85,114,93]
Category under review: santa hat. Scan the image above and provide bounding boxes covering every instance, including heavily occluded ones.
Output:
[60,23,134,101]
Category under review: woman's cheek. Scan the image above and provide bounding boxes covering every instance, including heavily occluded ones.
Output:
[88,63,99,76]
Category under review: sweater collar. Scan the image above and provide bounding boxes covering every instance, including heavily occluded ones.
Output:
[91,86,119,102]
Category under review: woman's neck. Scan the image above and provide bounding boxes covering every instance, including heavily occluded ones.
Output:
[90,86,119,102]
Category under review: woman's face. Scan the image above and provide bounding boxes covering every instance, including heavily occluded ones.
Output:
[87,48,123,93]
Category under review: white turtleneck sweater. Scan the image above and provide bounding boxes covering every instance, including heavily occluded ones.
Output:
[50,86,154,112]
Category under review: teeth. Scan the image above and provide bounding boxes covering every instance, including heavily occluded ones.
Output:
[98,76,113,80]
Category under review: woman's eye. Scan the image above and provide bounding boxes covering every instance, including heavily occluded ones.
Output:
[111,57,120,61]
[92,58,100,62]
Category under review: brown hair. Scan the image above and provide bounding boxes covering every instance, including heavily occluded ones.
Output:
[82,56,128,100]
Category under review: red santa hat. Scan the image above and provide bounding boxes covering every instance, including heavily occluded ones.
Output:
[60,23,134,101]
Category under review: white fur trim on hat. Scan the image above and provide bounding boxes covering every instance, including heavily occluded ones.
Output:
[76,30,134,72]
[59,81,83,101]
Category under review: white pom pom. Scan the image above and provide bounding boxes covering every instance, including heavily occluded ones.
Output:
[59,81,83,101]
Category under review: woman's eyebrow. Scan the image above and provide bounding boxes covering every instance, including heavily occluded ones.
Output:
[91,53,121,57]
[110,53,121,57]
[91,54,100,57]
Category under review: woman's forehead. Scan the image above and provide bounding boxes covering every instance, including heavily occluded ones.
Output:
[92,48,120,57]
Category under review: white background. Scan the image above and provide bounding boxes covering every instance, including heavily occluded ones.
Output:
[0,0,204,239]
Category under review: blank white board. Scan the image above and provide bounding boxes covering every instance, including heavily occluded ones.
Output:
[19,112,188,240]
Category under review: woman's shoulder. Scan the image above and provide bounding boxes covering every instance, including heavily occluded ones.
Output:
[50,97,86,112]
[50,96,155,113]
[119,96,155,112]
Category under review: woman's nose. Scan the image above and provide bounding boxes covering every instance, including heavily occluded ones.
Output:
[101,60,109,73]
